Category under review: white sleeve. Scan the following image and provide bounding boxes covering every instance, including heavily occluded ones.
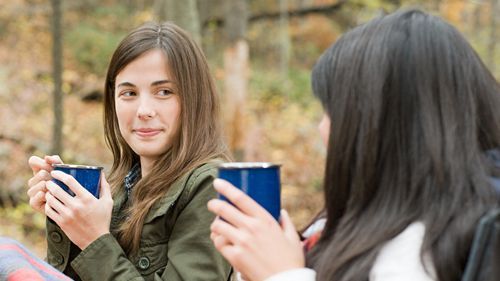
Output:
[263,268,316,281]
[370,222,436,281]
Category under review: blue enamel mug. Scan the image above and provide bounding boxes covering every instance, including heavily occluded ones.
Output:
[52,164,103,198]
[218,162,281,221]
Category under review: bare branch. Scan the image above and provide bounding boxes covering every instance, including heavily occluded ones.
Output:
[203,1,347,29]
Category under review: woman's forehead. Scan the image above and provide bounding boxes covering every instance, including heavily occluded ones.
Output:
[115,49,173,87]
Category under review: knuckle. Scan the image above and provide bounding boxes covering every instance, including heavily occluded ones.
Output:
[72,204,84,216]
[246,220,260,232]
[214,240,225,250]
[213,235,224,248]
[38,170,49,180]
[36,190,45,199]
[59,216,67,225]
[237,233,251,248]
[231,247,244,261]
[29,176,41,187]
[264,217,276,228]
[33,181,45,192]
[232,192,246,204]
[211,221,221,232]
[64,211,75,223]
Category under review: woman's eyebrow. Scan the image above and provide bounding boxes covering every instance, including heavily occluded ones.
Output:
[116,81,136,89]
[151,79,174,86]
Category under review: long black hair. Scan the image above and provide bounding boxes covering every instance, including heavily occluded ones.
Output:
[307,9,500,281]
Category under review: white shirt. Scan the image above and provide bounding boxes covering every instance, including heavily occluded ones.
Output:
[264,222,436,281]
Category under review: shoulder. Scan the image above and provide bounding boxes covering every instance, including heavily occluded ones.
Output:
[183,159,222,191]
[172,159,223,206]
[168,159,222,191]
[187,159,222,184]
[143,159,224,225]
[370,222,436,281]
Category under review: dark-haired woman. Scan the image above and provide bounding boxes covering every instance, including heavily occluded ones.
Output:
[208,9,500,281]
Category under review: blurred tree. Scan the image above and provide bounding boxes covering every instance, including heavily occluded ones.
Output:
[154,0,201,44]
[299,0,314,7]
[487,0,498,73]
[198,0,225,24]
[51,0,63,155]
[280,0,291,79]
[223,0,249,161]
[197,0,225,54]
[472,0,483,33]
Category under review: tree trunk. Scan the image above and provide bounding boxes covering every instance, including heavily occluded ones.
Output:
[279,0,291,79]
[155,0,201,44]
[299,0,314,8]
[51,0,63,156]
[472,0,483,33]
[223,0,249,161]
[487,0,498,74]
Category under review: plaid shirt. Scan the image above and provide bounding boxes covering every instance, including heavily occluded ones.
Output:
[124,163,141,200]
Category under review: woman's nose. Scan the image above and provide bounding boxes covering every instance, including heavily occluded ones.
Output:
[137,97,156,120]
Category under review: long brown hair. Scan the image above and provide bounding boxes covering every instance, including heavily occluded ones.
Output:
[307,9,500,281]
[103,22,229,255]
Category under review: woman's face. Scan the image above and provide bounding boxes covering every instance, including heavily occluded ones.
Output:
[114,49,181,165]
[318,113,330,147]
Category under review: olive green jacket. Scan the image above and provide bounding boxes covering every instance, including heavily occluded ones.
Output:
[46,161,232,281]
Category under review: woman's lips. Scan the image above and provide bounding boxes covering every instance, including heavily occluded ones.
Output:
[134,128,162,137]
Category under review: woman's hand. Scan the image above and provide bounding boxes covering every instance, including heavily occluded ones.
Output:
[45,171,113,250]
[27,155,63,214]
[208,179,305,281]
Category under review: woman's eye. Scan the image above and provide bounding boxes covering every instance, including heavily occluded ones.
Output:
[120,91,136,97]
[157,89,173,96]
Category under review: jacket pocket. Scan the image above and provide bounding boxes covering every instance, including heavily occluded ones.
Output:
[135,205,174,278]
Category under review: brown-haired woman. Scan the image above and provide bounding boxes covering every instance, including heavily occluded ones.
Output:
[27,22,231,281]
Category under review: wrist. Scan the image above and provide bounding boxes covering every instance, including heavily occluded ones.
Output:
[77,231,110,250]
[264,268,316,281]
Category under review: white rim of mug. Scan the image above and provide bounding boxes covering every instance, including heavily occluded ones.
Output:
[52,164,103,170]
[218,162,281,169]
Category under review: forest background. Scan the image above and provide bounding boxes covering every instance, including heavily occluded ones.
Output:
[0,0,498,257]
